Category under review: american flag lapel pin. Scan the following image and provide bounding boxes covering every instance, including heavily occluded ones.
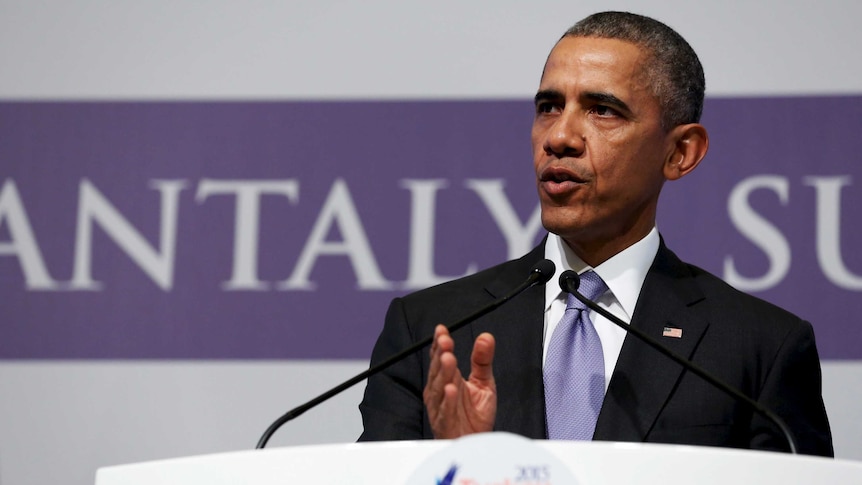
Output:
[662,326,683,338]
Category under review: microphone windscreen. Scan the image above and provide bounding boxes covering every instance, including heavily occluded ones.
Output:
[530,259,556,285]
[559,270,580,294]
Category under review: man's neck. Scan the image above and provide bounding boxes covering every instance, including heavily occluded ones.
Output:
[563,228,655,267]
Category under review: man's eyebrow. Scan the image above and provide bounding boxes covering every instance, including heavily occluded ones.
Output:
[584,91,631,113]
[534,89,633,114]
[534,89,563,105]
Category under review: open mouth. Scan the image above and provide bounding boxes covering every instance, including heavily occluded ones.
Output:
[538,166,588,198]
[540,166,586,184]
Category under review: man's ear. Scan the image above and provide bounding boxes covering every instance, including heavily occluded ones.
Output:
[664,123,709,181]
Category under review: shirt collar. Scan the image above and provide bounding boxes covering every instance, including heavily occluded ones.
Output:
[544,228,660,320]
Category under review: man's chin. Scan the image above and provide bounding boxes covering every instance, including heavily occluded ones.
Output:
[540,211,584,239]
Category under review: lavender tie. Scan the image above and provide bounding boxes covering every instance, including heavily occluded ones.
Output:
[544,270,608,440]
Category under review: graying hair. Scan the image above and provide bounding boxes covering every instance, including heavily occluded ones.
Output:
[564,11,705,129]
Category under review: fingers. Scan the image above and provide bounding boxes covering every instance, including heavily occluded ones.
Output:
[424,326,498,439]
[424,325,463,438]
[427,325,452,383]
[437,381,461,430]
[424,325,461,423]
[428,326,458,396]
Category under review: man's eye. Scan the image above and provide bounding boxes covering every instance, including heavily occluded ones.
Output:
[592,105,619,117]
[536,102,560,114]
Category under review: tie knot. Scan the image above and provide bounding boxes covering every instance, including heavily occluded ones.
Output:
[566,270,608,310]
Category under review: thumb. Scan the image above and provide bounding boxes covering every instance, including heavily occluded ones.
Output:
[469,332,496,385]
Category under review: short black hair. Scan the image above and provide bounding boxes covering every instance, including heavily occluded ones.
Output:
[564,11,705,128]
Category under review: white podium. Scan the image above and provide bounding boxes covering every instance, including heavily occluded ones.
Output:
[95,434,862,484]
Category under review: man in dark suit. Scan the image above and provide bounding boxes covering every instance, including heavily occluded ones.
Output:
[358,11,833,456]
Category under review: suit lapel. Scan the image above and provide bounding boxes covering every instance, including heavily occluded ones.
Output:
[594,243,711,442]
[473,244,548,438]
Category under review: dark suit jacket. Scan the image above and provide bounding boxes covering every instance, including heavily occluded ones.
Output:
[358,240,833,456]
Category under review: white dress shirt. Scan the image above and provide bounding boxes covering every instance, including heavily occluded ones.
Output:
[542,228,660,391]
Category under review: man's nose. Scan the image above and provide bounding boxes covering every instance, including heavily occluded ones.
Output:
[543,111,585,157]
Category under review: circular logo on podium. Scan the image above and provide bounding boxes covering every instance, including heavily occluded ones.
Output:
[406,432,579,484]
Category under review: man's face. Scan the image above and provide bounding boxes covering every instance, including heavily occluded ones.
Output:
[532,35,676,264]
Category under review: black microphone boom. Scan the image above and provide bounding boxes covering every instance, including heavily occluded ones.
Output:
[255,259,556,449]
[558,270,798,454]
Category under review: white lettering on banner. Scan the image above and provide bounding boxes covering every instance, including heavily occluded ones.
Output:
[0,179,59,289]
[70,179,186,291]
[723,175,792,291]
[805,176,862,289]
[196,179,300,290]
[465,179,544,259]
[401,179,477,289]
[6,176,858,292]
[724,175,862,292]
[4,177,534,292]
[279,178,393,290]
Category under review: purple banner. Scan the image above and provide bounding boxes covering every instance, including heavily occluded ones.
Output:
[1,98,860,359]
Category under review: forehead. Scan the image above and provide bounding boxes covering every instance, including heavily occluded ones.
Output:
[540,36,652,94]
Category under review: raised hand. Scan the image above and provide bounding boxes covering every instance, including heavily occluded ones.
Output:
[423,324,497,439]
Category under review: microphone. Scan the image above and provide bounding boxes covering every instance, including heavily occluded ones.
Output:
[559,270,799,454]
[255,259,556,449]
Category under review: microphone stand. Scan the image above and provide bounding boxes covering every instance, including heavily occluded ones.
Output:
[560,270,798,454]
[255,260,556,449]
